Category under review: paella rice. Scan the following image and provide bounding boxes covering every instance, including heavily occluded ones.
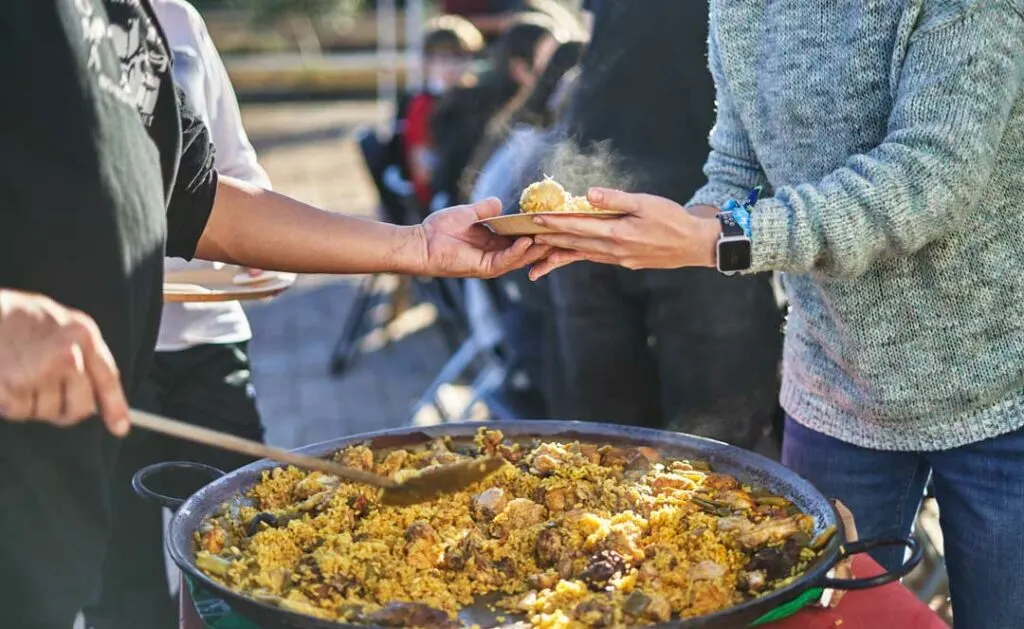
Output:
[193,429,831,628]
[519,176,611,215]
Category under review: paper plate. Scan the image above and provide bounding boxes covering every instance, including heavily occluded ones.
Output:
[474,211,627,236]
[163,266,297,303]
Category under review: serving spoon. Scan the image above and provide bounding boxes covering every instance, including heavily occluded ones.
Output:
[129,409,506,506]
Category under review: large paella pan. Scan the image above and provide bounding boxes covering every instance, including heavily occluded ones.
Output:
[135,421,920,629]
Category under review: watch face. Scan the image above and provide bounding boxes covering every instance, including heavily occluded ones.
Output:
[718,239,752,272]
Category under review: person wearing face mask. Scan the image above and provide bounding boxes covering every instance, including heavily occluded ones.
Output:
[429,13,561,209]
[403,16,484,210]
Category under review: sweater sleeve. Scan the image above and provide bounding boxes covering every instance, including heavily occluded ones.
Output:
[748,1,1024,277]
[687,18,770,210]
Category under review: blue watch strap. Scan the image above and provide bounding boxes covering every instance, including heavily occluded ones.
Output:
[721,186,760,238]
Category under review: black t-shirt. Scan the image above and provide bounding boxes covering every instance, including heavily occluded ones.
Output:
[0,0,216,622]
[560,0,716,203]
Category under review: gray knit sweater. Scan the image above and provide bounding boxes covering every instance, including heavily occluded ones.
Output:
[689,0,1024,451]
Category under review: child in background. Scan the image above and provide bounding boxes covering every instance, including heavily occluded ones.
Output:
[429,14,559,209]
[404,16,484,209]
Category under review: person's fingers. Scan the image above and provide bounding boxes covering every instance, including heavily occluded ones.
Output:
[0,384,33,421]
[529,250,616,281]
[499,242,553,273]
[483,237,534,276]
[32,331,90,424]
[479,231,516,252]
[587,188,643,214]
[32,383,64,422]
[821,499,857,608]
[532,215,621,239]
[522,242,553,265]
[533,232,622,255]
[834,500,859,540]
[468,197,503,220]
[62,345,97,423]
[528,257,572,281]
[67,313,128,436]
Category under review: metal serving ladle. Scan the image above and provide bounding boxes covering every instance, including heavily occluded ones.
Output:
[129,409,506,506]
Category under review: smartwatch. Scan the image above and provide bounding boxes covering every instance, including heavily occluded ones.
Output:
[716,212,752,275]
[716,187,760,276]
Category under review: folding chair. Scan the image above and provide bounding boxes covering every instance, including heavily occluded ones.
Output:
[330,124,468,375]
[410,276,547,422]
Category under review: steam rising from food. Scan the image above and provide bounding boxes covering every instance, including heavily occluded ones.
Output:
[518,139,636,215]
[541,138,638,202]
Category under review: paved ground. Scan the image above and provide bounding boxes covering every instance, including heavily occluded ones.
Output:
[238,99,452,448]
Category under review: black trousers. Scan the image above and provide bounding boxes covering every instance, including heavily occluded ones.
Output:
[84,342,264,629]
[548,263,784,451]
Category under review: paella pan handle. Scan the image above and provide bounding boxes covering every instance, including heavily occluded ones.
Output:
[815,535,923,590]
[132,461,226,511]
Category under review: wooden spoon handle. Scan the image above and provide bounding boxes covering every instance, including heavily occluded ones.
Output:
[128,409,396,488]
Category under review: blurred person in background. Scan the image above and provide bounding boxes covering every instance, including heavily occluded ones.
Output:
[403,15,484,210]
[84,1,270,628]
[542,0,784,450]
[440,0,524,40]
[441,0,581,44]
[579,0,600,34]
[464,39,586,202]
[429,13,560,209]
[459,39,586,415]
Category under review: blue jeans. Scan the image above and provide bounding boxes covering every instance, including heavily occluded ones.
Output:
[783,416,1024,629]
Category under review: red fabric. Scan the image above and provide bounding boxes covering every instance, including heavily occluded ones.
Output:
[403,92,436,207]
[766,555,947,629]
[180,555,947,629]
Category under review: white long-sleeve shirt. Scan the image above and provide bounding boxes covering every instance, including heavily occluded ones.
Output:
[151,0,272,351]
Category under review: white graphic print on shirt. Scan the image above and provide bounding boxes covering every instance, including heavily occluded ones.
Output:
[72,0,168,125]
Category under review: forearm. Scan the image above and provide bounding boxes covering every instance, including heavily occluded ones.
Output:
[689,154,768,211]
[194,177,427,275]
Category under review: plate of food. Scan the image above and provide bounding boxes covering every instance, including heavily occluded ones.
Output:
[476,177,627,236]
[163,265,297,303]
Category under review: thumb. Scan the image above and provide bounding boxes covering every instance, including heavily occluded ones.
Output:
[469,197,502,220]
[528,249,587,281]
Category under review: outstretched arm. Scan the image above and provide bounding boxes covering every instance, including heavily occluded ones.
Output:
[165,88,547,280]
[195,177,545,279]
